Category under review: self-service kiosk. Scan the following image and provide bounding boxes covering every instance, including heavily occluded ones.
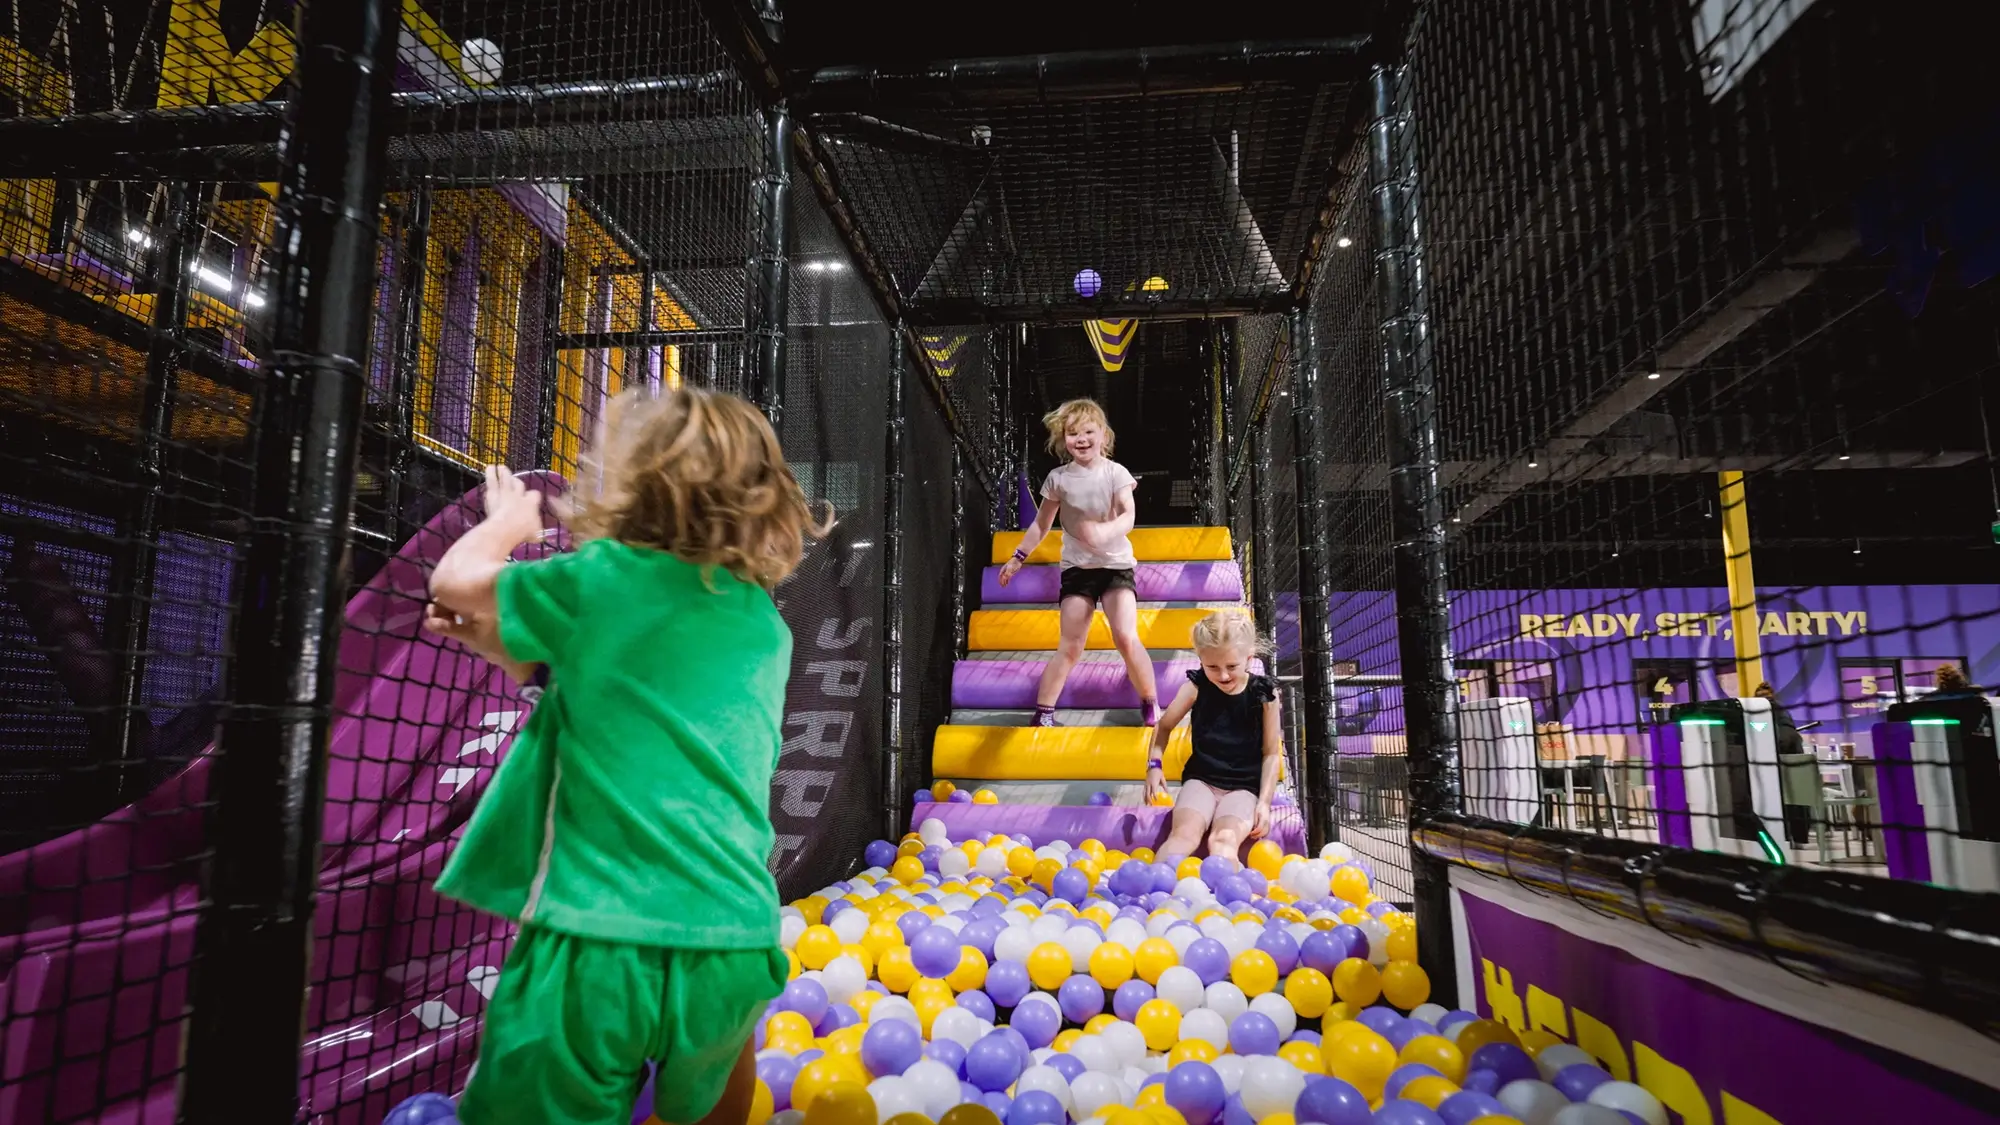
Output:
[1651,697,1788,862]
[1458,697,1539,823]
[1874,694,2000,890]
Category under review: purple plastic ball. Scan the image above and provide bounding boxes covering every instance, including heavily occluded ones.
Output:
[1074,268,1103,298]
[1011,998,1062,1048]
[1183,938,1233,986]
[1052,867,1091,904]
[1383,1063,1444,1102]
[779,978,829,1026]
[919,844,945,873]
[1357,1007,1406,1037]
[927,1037,969,1076]
[1237,869,1268,897]
[1113,978,1156,1021]
[1467,1043,1537,1087]
[969,895,1007,918]
[1009,1090,1067,1125]
[957,988,997,1022]
[1199,854,1237,885]
[864,839,899,868]
[1021,888,1049,907]
[1228,1011,1281,1056]
[1553,1063,1614,1103]
[914,788,934,803]
[1047,1053,1087,1083]
[1435,1010,1478,1035]
[1088,790,1113,806]
[911,923,964,978]
[898,910,933,941]
[1058,975,1105,1023]
[1151,863,1179,893]
[960,917,1004,959]
[1384,1017,1431,1051]
[384,1093,458,1125]
[1437,1091,1509,1125]
[1163,1061,1228,1125]
[1373,1102,1445,1125]
[1255,929,1300,975]
[1298,931,1345,974]
[949,789,974,803]
[1294,1076,1373,1125]
[1215,874,1252,905]
[985,959,1032,1008]
[1220,1092,1256,1125]
[990,1026,1031,1067]
[861,1016,925,1077]
[1328,924,1370,962]
[1460,1069,1501,1096]
[983,1092,1013,1117]
[964,1031,1025,1092]
[757,1056,800,1110]
[1288,1029,1323,1046]
[818,1004,859,1034]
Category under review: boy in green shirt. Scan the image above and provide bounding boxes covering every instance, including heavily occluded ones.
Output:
[424,389,830,1125]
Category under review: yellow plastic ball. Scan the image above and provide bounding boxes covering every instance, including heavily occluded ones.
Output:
[1331,957,1382,1007]
[1283,967,1334,1017]
[1130,847,1156,863]
[890,856,925,885]
[749,1078,775,1125]
[897,839,925,858]
[971,788,998,804]
[824,1025,868,1057]
[797,925,843,970]
[1177,856,1204,880]
[1169,1038,1220,1065]
[1089,942,1136,989]
[1331,865,1370,904]
[1081,905,1115,928]
[1133,1083,1169,1109]
[1027,942,1074,990]
[1517,1028,1565,1057]
[1277,1041,1324,1074]
[913,992,952,1035]
[798,895,830,924]
[1053,1029,1082,1052]
[1133,937,1179,984]
[1323,1001,1359,1026]
[793,1062,869,1115]
[877,947,920,993]
[1102,850,1129,869]
[1399,1034,1467,1084]
[885,1115,934,1125]
[1273,905,1306,924]
[1074,859,1102,886]
[947,947,989,992]
[960,839,984,860]
[1338,907,1369,927]
[1031,857,1063,892]
[1084,1013,1121,1035]
[1450,1019,1521,1057]
[1146,1108,1189,1125]
[849,989,881,1021]
[837,944,874,978]
[1134,998,1183,1051]
[1258,1115,1295,1125]
[932,779,957,799]
[909,978,953,1006]
[1399,1075,1460,1110]
[1385,928,1418,964]
[1381,960,1431,1010]
[1325,1027,1397,1100]
[1006,848,1037,878]
[1246,840,1285,879]
[786,949,801,981]
[1230,949,1280,996]
[766,1010,815,1052]
[1079,838,1107,858]
[1151,790,1175,807]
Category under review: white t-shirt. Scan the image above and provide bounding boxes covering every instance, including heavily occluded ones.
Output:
[1041,458,1139,570]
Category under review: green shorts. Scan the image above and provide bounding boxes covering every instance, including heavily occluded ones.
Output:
[458,925,786,1125]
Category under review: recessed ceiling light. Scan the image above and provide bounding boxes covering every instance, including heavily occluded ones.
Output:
[1335,236,1354,249]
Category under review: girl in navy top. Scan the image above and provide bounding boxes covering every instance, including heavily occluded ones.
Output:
[1145,610,1283,862]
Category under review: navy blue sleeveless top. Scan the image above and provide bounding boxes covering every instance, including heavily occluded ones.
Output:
[1180,669,1275,792]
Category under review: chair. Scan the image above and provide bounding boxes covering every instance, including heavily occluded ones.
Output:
[1571,755,1612,831]
[1539,765,1572,829]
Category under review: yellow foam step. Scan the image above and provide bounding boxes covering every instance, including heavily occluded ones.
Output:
[968,607,1246,651]
[932,725,1195,781]
[990,526,1233,565]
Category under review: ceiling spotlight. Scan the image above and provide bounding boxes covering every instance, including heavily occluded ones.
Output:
[1450,516,1461,523]
[803,261,828,273]
[1335,236,1354,249]
[1838,452,1851,461]
[1527,459,1539,469]
[1646,370,1661,380]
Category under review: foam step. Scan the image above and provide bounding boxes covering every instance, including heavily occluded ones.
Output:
[951,708,1145,727]
[906,799,1309,858]
[963,649,1194,664]
[990,526,1233,565]
[969,607,1243,651]
[951,658,1265,709]
[931,724,1194,781]
[931,780,1154,805]
[981,561,1245,604]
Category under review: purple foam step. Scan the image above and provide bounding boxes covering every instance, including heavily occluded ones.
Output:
[906,800,1308,859]
[981,560,1244,604]
[951,657,1266,709]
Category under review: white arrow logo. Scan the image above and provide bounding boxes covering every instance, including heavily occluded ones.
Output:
[411,1000,462,1029]
[438,767,482,797]
[459,711,522,759]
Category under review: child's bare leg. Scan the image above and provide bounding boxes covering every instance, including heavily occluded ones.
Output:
[1034,595,1096,711]
[1207,817,1249,863]
[1161,780,1218,862]
[690,1038,756,1125]
[1100,586,1159,720]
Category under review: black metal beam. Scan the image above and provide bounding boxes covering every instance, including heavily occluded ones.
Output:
[1288,307,1338,854]
[386,185,432,533]
[534,239,568,468]
[882,333,908,840]
[797,39,1373,111]
[908,293,1295,327]
[750,103,793,428]
[1371,64,1460,1005]
[177,0,399,1119]
[554,327,748,350]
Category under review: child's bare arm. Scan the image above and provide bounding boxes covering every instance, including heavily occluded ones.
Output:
[998,497,1062,586]
[1144,681,1199,802]
[426,465,546,683]
[1252,696,1285,837]
[1092,483,1138,542]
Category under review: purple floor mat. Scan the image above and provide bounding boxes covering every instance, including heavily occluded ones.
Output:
[907,800,1308,859]
[981,561,1244,604]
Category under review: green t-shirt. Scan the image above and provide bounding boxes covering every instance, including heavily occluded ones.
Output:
[436,537,791,948]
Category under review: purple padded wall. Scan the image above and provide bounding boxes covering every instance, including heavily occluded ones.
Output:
[952,658,1266,710]
[981,561,1244,604]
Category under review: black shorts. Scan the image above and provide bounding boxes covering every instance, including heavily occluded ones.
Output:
[1059,566,1136,603]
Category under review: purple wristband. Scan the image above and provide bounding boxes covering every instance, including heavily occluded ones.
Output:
[1011,548,1027,562]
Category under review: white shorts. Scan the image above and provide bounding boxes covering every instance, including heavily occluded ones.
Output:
[1176,778,1258,825]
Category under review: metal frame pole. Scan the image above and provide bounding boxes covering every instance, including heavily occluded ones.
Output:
[1289,306,1338,854]
[952,442,968,654]
[534,238,568,468]
[751,102,792,428]
[1371,64,1459,999]
[882,332,908,839]
[178,0,399,1118]
[386,183,432,528]
[1218,319,1236,531]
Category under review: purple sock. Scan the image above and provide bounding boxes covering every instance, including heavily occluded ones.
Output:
[1141,699,1161,726]
[1033,704,1057,728]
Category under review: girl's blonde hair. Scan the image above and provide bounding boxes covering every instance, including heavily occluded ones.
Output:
[1043,398,1116,458]
[569,387,833,589]
[1191,609,1267,655]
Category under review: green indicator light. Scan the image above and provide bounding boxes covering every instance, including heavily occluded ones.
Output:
[1755,827,1787,866]
[1679,718,1726,726]
[1911,718,1961,726]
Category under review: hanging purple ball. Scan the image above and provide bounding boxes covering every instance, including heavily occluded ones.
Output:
[1074,268,1103,298]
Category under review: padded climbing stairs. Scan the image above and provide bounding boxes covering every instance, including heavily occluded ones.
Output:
[914,525,1308,858]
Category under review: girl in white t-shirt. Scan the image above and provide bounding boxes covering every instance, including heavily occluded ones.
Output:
[998,398,1161,726]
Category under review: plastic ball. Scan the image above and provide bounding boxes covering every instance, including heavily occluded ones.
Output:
[940,1108,1004,1125]
[798,925,843,970]
[869,1075,926,1120]
[1229,950,1279,997]
[1059,975,1106,1023]
[1497,1080,1568,1125]
[1141,276,1169,293]
[1088,942,1136,988]
[1157,966,1206,1012]
[1551,1107,1628,1125]
[1244,841,1285,879]
[1531,1044,1593,1082]
[892,857,927,886]
[1325,1029,1398,1101]
[1026,944,1073,990]
[1008,1089,1067,1125]
[1113,978,1156,1021]
[1011,996,1063,1049]
[1466,1044,1536,1088]
[1329,866,1369,905]
[1586,1081,1668,1125]
[1072,1071,1126,1118]
[932,781,957,801]
[914,790,936,805]
[1163,1061,1228,1125]
[971,788,999,805]
[1282,967,1333,1018]
[1330,959,1380,1007]
[1384,1063,1444,1102]
[1135,998,1184,1051]
[383,1093,458,1125]
[1450,1021,1521,1059]
[1401,1075,1461,1110]
[965,1033,1025,1092]
[1088,791,1112,806]
[1293,1075,1372,1125]
[1371,1103,1444,1125]
[794,1060,870,1115]
[1382,961,1431,1010]
[1179,1006,1229,1050]
[1134,938,1179,983]
[1170,1037,1222,1066]
[1228,1011,1281,1056]
[877,948,920,994]
[1550,1064,1611,1104]
[1399,1035,1467,1084]
[1237,1056,1305,1120]
[1436,1092,1508,1125]
[1015,1064,1073,1111]
[1074,269,1104,298]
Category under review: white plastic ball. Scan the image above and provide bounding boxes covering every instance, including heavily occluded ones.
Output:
[1588,1081,1668,1125]
[904,1059,961,1118]
[1356,918,1391,966]
[1139,1053,1169,1075]
[1070,1034,1119,1074]
[1177,1006,1229,1050]
[1015,1064,1073,1111]
[868,1075,924,1121]
[1030,914,1071,944]
[822,955,867,1005]
[1156,966,1205,1012]
[1002,910,1033,929]
[1320,842,1352,862]
[1099,1020,1146,1068]
[780,915,806,949]
[1553,1106,1628,1125]
[931,1006,984,1049]
[1120,1067,1150,1095]
[1019,991,1061,1018]
[1203,981,1248,1022]
[460,38,502,85]
[1499,1079,1571,1125]
[1174,877,1212,901]
[1238,1055,1305,1119]
[1156,898,1193,919]
[1164,926,1201,958]
[1535,1044,1595,1081]
[1145,913,1177,938]
[933,914,967,934]
[1034,845,1065,863]
[994,927,1035,964]
[939,850,971,879]
[1410,1003,1449,1027]
[1285,921,1316,945]
[860,866,888,880]
[1198,917,1234,941]
[1070,1071,1124,1118]
[870,996,919,1028]
[1217,929,1254,959]
[919,818,950,844]
[1061,926,1102,966]
[830,909,869,946]
[976,849,1009,878]
[1210,1053,1246,1096]
[1249,991,1297,1039]
[1106,918,1147,949]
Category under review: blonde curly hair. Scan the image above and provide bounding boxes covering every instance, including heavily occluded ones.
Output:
[568,387,833,589]
[1190,608,1267,655]
[1043,398,1116,459]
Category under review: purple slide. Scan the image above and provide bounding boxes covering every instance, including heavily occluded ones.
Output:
[953,657,1267,710]
[0,474,570,1125]
[981,560,1243,604]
